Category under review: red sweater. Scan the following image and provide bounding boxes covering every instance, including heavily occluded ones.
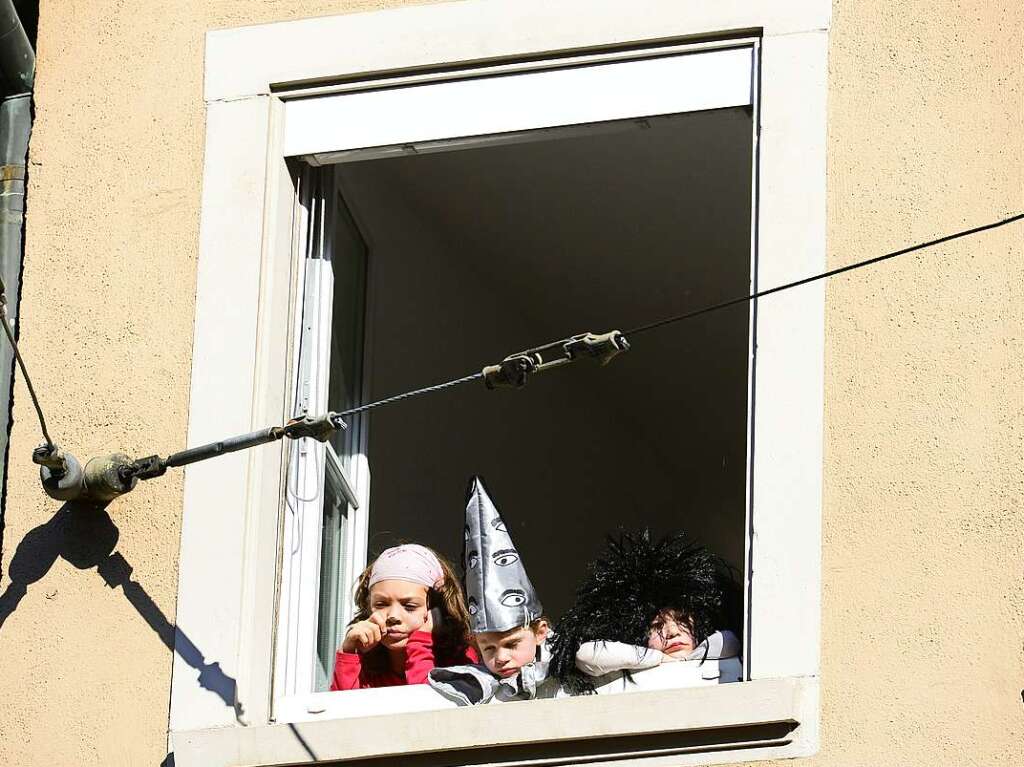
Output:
[331,630,479,690]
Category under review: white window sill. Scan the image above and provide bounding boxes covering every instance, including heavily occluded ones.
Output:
[171,675,818,767]
[277,658,745,724]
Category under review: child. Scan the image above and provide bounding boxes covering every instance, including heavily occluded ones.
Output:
[474,617,551,682]
[331,543,478,690]
[428,477,557,705]
[549,530,740,695]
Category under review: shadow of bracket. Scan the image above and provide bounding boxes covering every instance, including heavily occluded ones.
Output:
[0,501,242,716]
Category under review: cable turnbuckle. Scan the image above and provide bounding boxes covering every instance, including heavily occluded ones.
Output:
[118,414,348,486]
[482,330,630,389]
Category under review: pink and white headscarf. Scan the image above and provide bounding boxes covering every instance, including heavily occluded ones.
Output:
[369,544,444,589]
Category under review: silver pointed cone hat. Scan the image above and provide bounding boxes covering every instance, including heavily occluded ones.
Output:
[462,476,543,634]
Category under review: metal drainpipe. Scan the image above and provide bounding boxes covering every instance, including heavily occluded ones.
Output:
[0,0,34,506]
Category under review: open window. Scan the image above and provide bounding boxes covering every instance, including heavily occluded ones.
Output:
[173,4,828,762]
[275,45,756,717]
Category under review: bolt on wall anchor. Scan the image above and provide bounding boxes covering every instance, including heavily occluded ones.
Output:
[33,444,139,503]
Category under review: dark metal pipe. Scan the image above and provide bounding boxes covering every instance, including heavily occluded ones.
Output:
[0,0,33,510]
[0,0,32,96]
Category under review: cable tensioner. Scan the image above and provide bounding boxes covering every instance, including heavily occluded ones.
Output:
[33,413,347,504]
[481,330,630,389]
[31,328,629,504]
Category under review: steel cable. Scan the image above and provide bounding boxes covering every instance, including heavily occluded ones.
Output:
[624,212,1024,338]
[2,213,1021,480]
[0,289,54,448]
[335,372,485,418]
[339,213,1023,420]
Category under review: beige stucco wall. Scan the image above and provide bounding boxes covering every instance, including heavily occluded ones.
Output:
[0,1,1019,765]
[798,0,1022,764]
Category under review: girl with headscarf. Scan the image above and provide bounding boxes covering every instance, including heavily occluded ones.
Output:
[331,543,478,690]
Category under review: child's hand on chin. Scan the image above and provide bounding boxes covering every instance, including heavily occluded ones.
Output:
[343,615,385,653]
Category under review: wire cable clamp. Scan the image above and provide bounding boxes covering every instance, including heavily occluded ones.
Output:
[482,330,630,389]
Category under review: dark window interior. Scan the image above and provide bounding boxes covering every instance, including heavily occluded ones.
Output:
[330,106,753,620]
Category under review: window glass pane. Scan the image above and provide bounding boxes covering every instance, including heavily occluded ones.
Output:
[316,450,351,690]
[314,191,368,691]
[327,195,368,471]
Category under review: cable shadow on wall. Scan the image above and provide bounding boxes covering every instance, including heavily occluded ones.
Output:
[0,501,242,716]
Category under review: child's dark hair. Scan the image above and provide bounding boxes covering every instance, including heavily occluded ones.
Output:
[349,549,473,674]
[549,529,736,695]
[529,617,551,634]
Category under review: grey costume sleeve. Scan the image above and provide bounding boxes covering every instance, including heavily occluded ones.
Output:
[575,641,665,676]
[686,630,741,661]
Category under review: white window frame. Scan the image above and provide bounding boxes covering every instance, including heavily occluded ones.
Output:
[170,2,829,765]
[276,166,372,699]
[277,40,759,716]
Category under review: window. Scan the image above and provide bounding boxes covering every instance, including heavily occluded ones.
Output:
[276,167,371,697]
[171,2,829,765]
[276,45,756,718]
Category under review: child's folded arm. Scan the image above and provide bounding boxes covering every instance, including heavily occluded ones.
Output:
[331,650,365,691]
[575,640,664,676]
[403,630,437,684]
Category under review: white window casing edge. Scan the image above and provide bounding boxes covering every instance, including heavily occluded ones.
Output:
[746,28,827,681]
[205,0,829,101]
[174,1,829,763]
[171,94,275,732]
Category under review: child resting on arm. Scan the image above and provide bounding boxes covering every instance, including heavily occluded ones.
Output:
[428,477,557,705]
[549,530,740,695]
[331,543,477,690]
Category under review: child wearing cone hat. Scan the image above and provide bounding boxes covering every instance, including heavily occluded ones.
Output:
[427,477,557,705]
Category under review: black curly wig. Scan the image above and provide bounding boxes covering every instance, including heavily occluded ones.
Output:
[549,529,737,695]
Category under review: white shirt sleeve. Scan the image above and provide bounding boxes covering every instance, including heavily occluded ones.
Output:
[574,641,665,676]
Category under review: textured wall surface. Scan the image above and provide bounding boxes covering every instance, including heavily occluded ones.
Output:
[0,1,1020,766]
[808,1,1022,764]
[0,2,432,765]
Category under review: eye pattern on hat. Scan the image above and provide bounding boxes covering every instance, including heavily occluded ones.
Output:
[463,476,543,633]
[491,548,519,567]
[499,588,527,607]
